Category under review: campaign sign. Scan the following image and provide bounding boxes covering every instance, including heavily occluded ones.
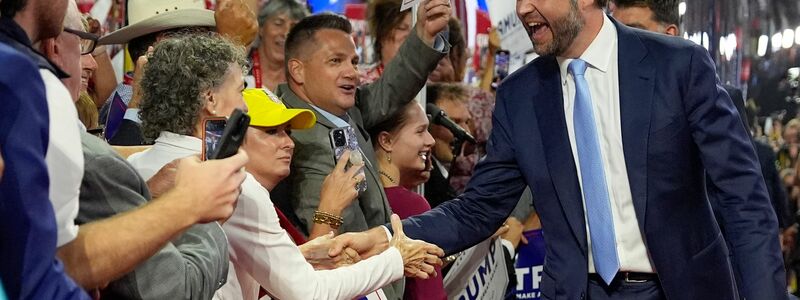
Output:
[514,229,546,300]
[444,239,509,300]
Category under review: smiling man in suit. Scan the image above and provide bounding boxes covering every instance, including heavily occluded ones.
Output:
[332,0,787,298]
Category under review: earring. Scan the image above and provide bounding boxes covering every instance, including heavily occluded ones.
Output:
[386,152,392,163]
[212,110,217,115]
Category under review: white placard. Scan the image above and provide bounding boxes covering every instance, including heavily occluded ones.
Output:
[443,239,509,300]
[486,0,533,56]
[401,0,421,12]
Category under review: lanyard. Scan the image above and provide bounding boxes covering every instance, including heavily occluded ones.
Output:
[251,50,263,89]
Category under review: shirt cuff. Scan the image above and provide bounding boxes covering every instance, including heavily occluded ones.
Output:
[124,108,141,123]
[382,225,393,241]
[500,238,516,257]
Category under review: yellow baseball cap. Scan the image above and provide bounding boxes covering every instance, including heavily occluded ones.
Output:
[243,88,316,129]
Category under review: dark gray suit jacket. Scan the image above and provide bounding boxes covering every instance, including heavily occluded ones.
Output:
[276,32,447,300]
[77,131,229,299]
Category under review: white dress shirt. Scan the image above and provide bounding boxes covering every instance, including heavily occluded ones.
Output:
[42,70,83,247]
[557,15,654,273]
[128,131,405,300]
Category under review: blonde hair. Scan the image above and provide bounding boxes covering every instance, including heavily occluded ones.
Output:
[75,91,99,130]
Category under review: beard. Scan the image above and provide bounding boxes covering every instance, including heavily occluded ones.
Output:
[532,0,585,57]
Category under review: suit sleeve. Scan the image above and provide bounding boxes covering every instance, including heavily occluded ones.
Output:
[356,32,447,129]
[78,153,228,299]
[683,45,786,299]
[401,85,527,254]
[0,51,88,300]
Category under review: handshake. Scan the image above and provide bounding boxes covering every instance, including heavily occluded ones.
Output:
[327,214,445,279]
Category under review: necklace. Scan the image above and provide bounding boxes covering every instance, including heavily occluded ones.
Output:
[379,170,397,184]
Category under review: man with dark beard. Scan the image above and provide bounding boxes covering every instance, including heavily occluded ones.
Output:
[330,0,787,299]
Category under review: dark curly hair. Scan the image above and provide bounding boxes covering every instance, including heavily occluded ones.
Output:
[139,33,247,141]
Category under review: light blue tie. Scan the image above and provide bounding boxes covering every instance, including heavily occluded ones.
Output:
[569,59,620,285]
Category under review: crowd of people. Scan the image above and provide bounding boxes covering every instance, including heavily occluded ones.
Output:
[0,0,795,299]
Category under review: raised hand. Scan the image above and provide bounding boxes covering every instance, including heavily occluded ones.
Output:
[318,150,365,216]
[215,0,259,47]
[415,0,452,46]
[388,214,444,279]
[300,232,362,270]
[168,149,249,223]
[128,46,152,109]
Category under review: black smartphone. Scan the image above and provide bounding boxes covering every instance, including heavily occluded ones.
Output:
[202,117,227,161]
[494,50,511,86]
[209,108,250,160]
[329,126,367,193]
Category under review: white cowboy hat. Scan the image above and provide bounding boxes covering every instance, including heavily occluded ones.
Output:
[99,0,216,45]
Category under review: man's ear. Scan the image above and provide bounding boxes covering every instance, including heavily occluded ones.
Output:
[665,24,679,36]
[377,131,394,153]
[40,39,62,66]
[287,58,305,85]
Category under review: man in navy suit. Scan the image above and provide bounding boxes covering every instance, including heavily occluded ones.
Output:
[333,0,786,298]
[0,42,88,299]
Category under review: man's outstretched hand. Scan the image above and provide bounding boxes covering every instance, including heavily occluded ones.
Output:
[389,214,444,279]
[329,214,444,279]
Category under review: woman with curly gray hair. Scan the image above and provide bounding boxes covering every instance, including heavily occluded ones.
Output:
[138,33,248,142]
[127,32,443,300]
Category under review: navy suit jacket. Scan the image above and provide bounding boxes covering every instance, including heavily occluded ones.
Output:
[0,43,87,299]
[402,21,786,299]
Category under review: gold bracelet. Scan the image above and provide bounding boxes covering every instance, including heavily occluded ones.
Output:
[313,211,343,229]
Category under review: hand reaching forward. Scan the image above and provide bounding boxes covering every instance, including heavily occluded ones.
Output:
[389,214,444,279]
[415,0,452,47]
[168,149,248,223]
[301,232,362,270]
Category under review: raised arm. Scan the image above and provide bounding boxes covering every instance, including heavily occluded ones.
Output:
[357,0,451,129]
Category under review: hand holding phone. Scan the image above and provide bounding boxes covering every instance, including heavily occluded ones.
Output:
[319,150,366,214]
[329,126,367,193]
[203,108,250,161]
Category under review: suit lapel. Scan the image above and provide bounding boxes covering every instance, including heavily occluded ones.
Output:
[615,22,654,230]
[533,58,589,253]
[277,84,338,129]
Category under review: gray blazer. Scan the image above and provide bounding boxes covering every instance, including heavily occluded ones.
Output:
[77,131,229,299]
[277,32,447,300]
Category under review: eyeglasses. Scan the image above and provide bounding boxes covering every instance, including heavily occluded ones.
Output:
[63,28,99,55]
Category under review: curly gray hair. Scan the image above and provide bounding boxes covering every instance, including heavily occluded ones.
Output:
[140,33,247,141]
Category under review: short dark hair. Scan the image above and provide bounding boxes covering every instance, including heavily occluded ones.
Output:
[613,0,679,26]
[284,13,352,66]
[367,0,410,62]
[426,82,468,106]
[0,0,28,18]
